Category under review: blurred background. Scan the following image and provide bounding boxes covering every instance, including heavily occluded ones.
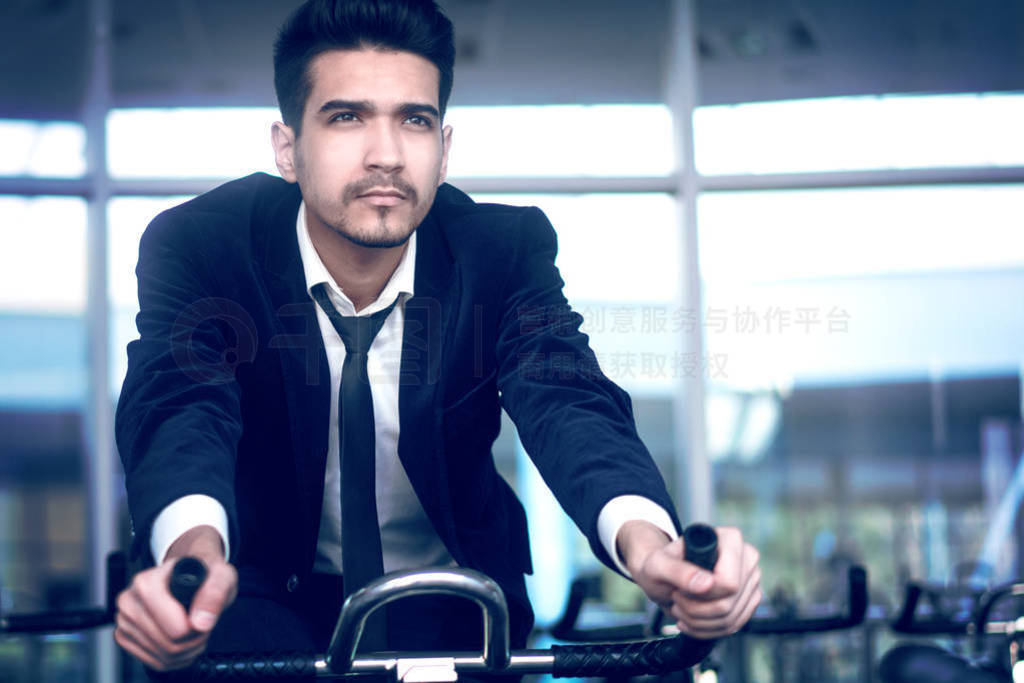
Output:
[0,0,1022,681]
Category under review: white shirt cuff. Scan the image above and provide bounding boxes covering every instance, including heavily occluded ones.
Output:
[597,495,678,577]
[150,494,230,565]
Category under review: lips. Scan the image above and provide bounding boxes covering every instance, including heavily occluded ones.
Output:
[356,189,407,207]
[358,189,405,199]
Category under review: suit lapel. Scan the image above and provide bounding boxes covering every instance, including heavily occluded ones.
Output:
[397,208,464,563]
[254,183,332,568]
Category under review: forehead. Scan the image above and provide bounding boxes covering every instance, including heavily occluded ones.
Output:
[307,48,441,109]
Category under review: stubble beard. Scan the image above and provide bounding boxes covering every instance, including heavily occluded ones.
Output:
[328,207,415,249]
[327,174,427,249]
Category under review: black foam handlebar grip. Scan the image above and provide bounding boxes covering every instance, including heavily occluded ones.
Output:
[552,633,716,678]
[170,557,208,613]
[682,523,718,571]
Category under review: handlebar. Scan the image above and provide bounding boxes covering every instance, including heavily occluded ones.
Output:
[176,523,720,680]
[557,564,868,642]
[1,527,721,680]
[744,566,868,635]
[181,566,715,680]
[970,581,1024,653]
[0,551,126,635]
[553,523,720,642]
[891,581,977,636]
[881,579,1024,683]
[889,579,1024,642]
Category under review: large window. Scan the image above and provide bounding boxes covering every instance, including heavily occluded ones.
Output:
[0,121,85,178]
[6,88,1024,682]
[0,195,90,681]
[695,92,1024,175]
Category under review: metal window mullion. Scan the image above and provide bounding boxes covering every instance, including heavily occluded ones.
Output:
[84,0,116,681]
[4,165,1024,199]
[667,0,712,524]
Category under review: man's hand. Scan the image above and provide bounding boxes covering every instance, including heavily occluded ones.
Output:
[114,525,238,671]
[617,521,761,640]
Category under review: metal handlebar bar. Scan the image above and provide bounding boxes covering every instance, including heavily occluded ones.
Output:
[970,581,1024,654]
[181,524,720,680]
[183,567,716,680]
[560,564,868,642]
[327,568,510,675]
[891,581,976,636]
[744,566,868,635]
[1,528,721,680]
[0,551,126,635]
[552,523,721,643]
[881,579,1024,683]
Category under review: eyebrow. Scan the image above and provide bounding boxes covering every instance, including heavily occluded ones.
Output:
[317,99,441,120]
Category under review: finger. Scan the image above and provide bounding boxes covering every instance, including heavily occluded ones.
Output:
[188,561,238,633]
[115,625,165,671]
[703,526,744,598]
[116,589,166,658]
[115,621,207,672]
[644,537,715,597]
[673,566,762,638]
[132,563,196,642]
[691,579,762,638]
[671,541,761,618]
[117,587,207,660]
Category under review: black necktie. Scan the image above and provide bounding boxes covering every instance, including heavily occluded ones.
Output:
[311,283,398,650]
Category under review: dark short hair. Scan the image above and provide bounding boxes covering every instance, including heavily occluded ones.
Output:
[274,0,455,134]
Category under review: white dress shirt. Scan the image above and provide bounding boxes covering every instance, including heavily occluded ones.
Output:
[151,202,677,576]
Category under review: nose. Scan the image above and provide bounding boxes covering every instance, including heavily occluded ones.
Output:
[364,120,404,174]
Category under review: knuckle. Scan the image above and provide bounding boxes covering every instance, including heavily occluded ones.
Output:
[709,596,735,619]
[717,575,741,595]
[115,590,132,613]
[750,566,763,588]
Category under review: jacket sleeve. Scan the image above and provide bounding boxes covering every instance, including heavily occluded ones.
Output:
[494,207,681,572]
[115,210,243,565]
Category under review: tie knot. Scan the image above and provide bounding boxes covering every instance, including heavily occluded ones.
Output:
[311,284,397,355]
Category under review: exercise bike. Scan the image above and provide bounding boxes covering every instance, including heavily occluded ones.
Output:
[1,526,723,682]
[880,577,1024,682]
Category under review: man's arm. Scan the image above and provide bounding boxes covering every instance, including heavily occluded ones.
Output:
[617,521,762,639]
[116,208,244,565]
[491,207,761,634]
[115,525,238,672]
[494,207,682,569]
[115,209,246,669]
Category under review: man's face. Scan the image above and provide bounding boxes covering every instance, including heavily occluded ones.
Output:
[273,48,452,248]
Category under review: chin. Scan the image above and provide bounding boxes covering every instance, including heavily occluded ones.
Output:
[336,224,415,249]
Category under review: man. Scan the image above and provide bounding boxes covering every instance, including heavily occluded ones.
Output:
[114,0,761,673]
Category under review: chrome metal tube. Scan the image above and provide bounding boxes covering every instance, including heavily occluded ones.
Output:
[326,569,510,675]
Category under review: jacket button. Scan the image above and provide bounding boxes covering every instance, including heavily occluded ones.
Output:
[286,574,300,593]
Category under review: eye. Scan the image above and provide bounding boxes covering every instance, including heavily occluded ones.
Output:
[329,112,359,123]
[405,115,433,128]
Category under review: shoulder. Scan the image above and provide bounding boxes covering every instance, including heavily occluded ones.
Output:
[142,173,297,251]
[430,183,557,259]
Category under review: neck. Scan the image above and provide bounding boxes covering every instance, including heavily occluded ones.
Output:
[307,214,407,313]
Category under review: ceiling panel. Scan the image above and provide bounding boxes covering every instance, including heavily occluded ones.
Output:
[0,0,1020,120]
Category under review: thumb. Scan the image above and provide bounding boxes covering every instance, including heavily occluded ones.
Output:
[675,537,714,594]
[188,563,237,633]
[685,566,714,593]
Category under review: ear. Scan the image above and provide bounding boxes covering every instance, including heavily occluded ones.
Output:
[271,121,298,183]
[437,124,453,186]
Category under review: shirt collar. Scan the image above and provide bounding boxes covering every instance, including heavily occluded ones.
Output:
[296,200,416,316]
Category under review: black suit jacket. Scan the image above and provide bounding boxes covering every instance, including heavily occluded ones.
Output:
[116,172,680,643]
